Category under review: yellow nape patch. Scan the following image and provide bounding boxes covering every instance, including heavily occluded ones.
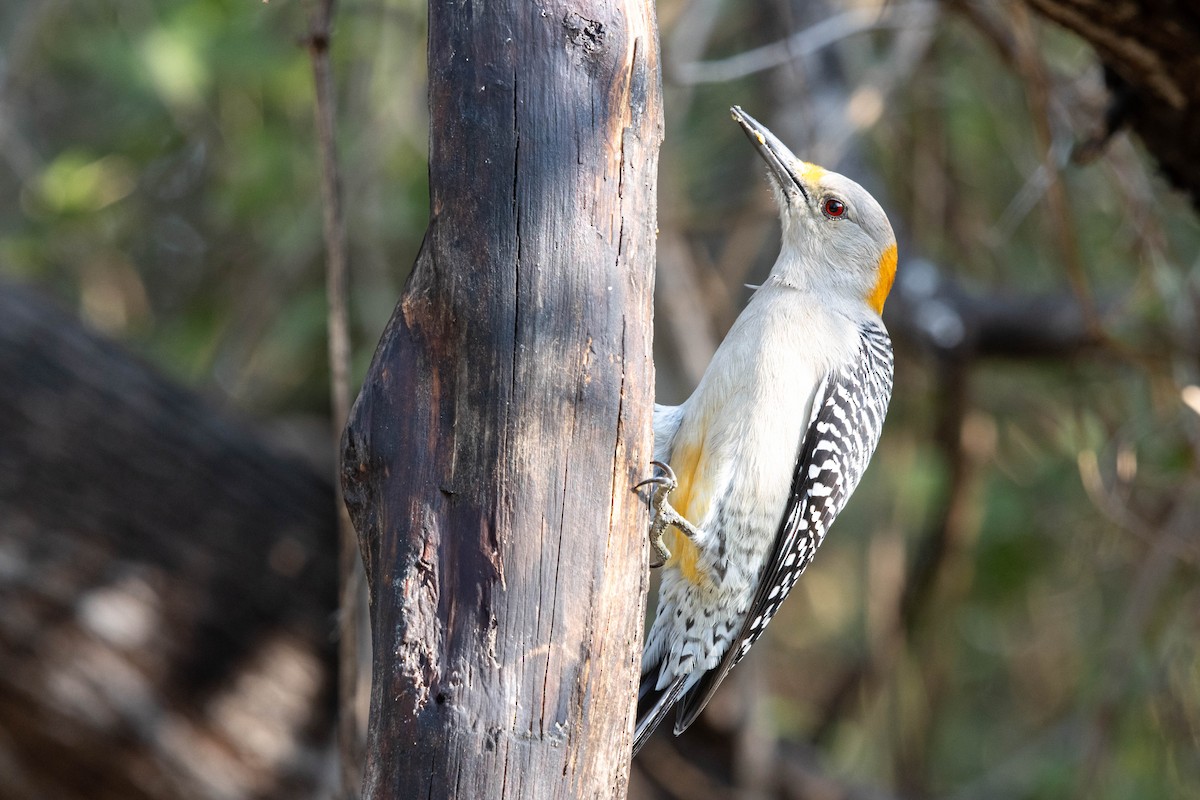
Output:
[664,441,712,586]
[798,161,826,185]
[868,243,897,314]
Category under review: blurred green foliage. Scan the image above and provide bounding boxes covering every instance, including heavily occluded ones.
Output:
[1,0,1198,798]
[0,0,429,409]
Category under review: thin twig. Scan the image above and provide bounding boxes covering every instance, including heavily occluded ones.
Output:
[671,2,937,85]
[943,0,1020,69]
[1077,451,1200,564]
[1008,4,1104,339]
[0,0,63,181]
[1072,500,1187,799]
[306,0,363,795]
[307,0,350,436]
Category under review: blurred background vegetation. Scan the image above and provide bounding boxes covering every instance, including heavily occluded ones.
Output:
[1,0,1198,798]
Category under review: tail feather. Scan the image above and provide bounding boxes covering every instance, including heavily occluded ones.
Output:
[672,658,732,735]
[633,670,688,755]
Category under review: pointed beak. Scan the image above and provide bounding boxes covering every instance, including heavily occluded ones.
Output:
[730,106,811,204]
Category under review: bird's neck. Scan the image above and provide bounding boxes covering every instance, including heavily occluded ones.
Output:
[762,248,875,315]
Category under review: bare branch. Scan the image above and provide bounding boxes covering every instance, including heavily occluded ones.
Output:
[305,1,364,794]
[671,2,938,86]
[1009,3,1103,338]
[1021,0,1200,208]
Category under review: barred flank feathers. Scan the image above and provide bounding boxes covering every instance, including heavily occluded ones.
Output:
[676,323,892,733]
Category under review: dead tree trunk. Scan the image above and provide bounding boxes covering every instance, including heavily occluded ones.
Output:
[340,1,662,797]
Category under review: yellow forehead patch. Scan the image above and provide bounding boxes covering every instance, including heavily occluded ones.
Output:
[868,243,898,314]
[798,161,826,185]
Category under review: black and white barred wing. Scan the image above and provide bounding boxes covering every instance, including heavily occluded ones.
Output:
[674,323,893,732]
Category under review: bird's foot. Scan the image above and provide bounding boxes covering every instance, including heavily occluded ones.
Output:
[647,530,671,570]
[634,460,702,568]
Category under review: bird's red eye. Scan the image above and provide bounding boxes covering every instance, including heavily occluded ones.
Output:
[823,198,846,218]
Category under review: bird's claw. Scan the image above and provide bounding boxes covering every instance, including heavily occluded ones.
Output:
[635,460,693,569]
[634,460,677,491]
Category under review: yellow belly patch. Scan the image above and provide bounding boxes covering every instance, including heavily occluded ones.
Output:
[669,441,702,519]
[664,440,713,586]
[668,528,704,585]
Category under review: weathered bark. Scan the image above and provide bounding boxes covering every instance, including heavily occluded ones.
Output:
[0,282,338,800]
[1022,0,1200,207]
[340,1,661,797]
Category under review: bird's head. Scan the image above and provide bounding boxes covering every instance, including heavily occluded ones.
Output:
[731,106,897,315]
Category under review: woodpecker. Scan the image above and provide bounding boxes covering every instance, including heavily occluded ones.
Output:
[633,107,896,753]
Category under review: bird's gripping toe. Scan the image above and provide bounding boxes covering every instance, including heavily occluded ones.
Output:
[635,460,702,568]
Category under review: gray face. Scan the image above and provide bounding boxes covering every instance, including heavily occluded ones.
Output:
[730,107,897,307]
